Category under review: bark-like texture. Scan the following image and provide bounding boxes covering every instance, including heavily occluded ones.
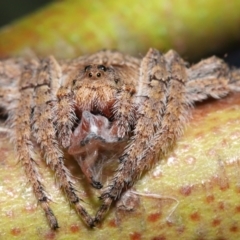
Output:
[1,93,240,239]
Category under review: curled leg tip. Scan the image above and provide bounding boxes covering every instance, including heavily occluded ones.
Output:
[91,180,103,189]
[87,218,96,228]
[51,223,60,230]
[92,218,100,227]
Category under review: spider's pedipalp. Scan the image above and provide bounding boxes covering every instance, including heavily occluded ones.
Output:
[53,59,78,149]
[113,85,136,138]
[56,84,76,148]
[32,56,94,227]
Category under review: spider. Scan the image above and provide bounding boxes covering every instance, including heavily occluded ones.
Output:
[0,48,240,229]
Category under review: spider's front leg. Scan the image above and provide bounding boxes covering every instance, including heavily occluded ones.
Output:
[32,56,94,228]
[9,60,60,229]
[0,58,23,115]
[94,49,189,224]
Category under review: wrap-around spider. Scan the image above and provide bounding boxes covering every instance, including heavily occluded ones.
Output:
[0,48,240,229]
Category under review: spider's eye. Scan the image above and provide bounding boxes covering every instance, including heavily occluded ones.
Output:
[97,73,101,77]
[89,73,93,78]
[97,65,107,71]
[84,65,91,72]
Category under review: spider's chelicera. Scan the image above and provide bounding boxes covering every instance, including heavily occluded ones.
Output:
[0,49,240,229]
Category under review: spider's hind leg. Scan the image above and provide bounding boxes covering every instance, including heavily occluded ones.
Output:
[32,56,94,227]
[186,56,231,102]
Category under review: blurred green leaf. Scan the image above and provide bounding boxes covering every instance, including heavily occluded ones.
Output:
[0,0,240,59]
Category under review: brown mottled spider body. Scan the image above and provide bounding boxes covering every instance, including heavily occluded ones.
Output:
[0,48,240,229]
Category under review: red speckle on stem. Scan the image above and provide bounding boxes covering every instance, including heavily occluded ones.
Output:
[219,180,229,191]
[108,219,117,228]
[218,201,225,211]
[206,195,215,203]
[70,224,80,233]
[151,236,166,240]
[179,185,192,196]
[11,227,21,236]
[230,225,238,232]
[212,218,221,227]
[147,212,161,223]
[44,231,56,240]
[235,205,240,213]
[190,212,200,221]
[235,185,240,193]
[130,232,142,240]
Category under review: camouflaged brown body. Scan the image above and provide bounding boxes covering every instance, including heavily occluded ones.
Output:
[0,49,238,229]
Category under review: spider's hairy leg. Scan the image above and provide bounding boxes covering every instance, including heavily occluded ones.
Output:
[55,73,76,148]
[0,58,23,87]
[10,62,59,229]
[135,49,189,171]
[229,68,240,92]
[0,87,19,116]
[32,56,94,227]
[0,87,19,135]
[94,48,179,224]
[0,58,23,115]
[186,56,231,102]
[113,85,136,138]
